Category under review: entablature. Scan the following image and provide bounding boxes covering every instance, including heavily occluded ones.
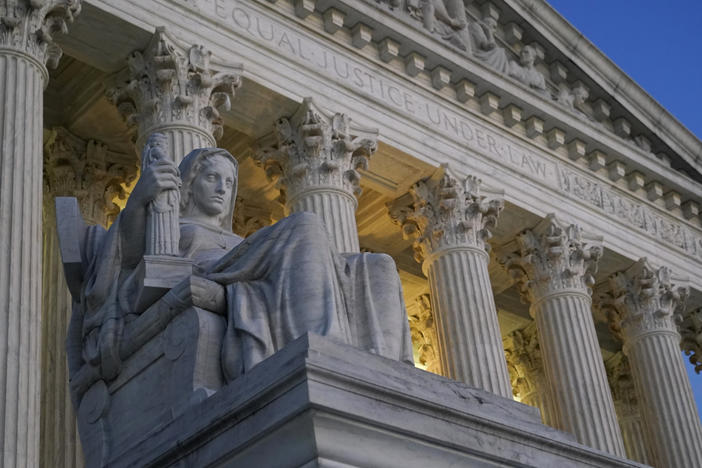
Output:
[63,0,702,288]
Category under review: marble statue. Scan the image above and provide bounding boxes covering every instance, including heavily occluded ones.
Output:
[63,135,413,399]
[468,16,511,74]
[555,81,590,117]
[508,45,547,92]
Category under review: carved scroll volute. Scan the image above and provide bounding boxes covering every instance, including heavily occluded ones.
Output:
[254,97,378,204]
[604,258,688,344]
[501,215,602,306]
[0,0,82,69]
[388,165,504,269]
[106,27,243,151]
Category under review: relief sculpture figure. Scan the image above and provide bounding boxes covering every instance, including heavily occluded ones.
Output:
[508,45,547,92]
[408,0,472,52]
[468,15,511,73]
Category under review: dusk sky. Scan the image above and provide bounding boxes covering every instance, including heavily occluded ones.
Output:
[546,0,702,417]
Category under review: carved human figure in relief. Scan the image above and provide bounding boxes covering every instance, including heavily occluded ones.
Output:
[409,0,472,51]
[68,140,413,386]
[508,45,547,92]
[468,16,511,73]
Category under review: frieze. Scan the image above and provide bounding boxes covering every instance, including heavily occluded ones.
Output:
[170,0,702,262]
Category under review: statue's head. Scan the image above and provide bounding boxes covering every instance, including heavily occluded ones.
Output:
[520,45,536,67]
[179,147,239,231]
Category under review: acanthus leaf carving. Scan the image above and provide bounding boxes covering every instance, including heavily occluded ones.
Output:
[388,165,504,264]
[407,293,440,374]
[500,215,602,304]
[603,258,688,343]
[43,127,138,227]
[0,0,81,69]
[254,97,378,204]
[106,27,242,143]
[680,308,702,374]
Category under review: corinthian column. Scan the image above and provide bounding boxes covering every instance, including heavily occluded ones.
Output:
[41,128,137,468]
[502,215,625,456]
[504,323,555,426]
[606,259,702,467]
[255,98,378,253]
[0,2,81,466]
[107,27,243,163]
[605,352,651,464]
[389,168,512,397]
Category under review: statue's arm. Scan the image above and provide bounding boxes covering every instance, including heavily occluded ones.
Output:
[120,159,181,268]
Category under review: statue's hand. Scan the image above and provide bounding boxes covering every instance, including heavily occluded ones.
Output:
[170,276,226,314]
[128,159,181,209]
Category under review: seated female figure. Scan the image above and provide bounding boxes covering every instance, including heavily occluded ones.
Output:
[73,144,413,385]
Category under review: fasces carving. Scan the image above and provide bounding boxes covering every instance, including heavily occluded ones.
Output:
[605,258,688,342]
[408,293,440,373]
[255,97,377,205]
[0,0,80,69]
[44,127,137,227]
[388,167,503,264]
[106,27,242,156]
[681,308,702,374]
[502,215,602,304]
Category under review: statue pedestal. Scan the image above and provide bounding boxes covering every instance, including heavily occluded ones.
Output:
[103,333,643,468]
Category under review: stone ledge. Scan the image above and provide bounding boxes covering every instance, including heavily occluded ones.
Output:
[114,333,645,467]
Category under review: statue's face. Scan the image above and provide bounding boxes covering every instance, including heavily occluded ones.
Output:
[191,154,236,217]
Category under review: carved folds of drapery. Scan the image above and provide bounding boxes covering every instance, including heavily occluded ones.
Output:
[43,127,138,227]
[388,167,503,266]
[255,97,378,208]
[106,27,243,157]
[502,214,602,305]
[0,0,81,70]
[408,293,440,374]
[604,258,688,344]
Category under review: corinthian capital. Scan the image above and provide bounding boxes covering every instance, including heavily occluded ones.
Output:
[408,293,440,374]
[388,166,503,263]
[504,323,544,399]
[106,27,243,144]
[605,258,688,342]
[501,215,602,303]
[44,127,138,226]
[1,0,81,69]
[255,97,378,203]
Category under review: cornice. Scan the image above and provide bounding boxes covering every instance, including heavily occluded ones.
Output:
[506,0,702,179]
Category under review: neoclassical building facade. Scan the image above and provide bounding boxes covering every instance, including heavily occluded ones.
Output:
[1,0,702,466]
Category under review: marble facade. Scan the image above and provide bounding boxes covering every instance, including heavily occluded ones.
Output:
[1,0,702,466]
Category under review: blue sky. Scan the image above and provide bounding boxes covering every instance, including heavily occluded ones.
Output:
[546,0,702,417]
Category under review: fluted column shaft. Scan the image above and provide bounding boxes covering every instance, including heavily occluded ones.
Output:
[0,50,44,468]
[532,292,624,455]
[427,247,512,397]
[626,332,702,467]
[289,187,359,253]
[616,407,650,464]
[504,215,625,456]
[390,169,511,397]
[607,259,702,467]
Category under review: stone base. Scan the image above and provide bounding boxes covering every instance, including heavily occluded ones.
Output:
[109,333,644,468]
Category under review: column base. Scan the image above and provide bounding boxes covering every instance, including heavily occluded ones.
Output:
[108,334,641,468]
